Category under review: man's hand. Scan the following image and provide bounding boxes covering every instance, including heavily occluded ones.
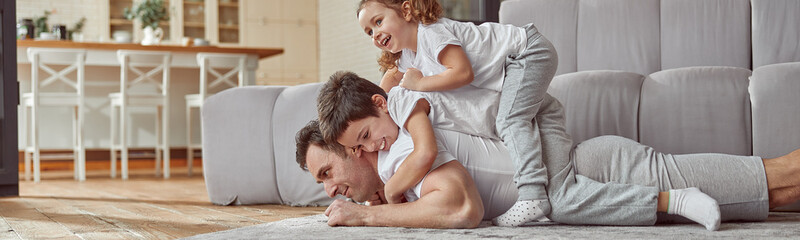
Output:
[324,199,369,226]
[400,68,424,90]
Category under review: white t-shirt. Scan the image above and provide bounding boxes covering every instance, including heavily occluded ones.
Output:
[398,18,527,92]
[377,87,518,219]
[387,86,500,140]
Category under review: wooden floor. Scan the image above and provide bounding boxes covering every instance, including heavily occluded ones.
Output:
[0,165,326,239]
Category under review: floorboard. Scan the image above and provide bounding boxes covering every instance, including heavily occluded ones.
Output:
[2,166,326,239]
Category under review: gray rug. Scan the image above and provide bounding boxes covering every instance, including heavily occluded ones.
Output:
[185,212,800,239]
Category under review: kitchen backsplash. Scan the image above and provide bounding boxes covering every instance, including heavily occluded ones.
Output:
[17,0,105,41]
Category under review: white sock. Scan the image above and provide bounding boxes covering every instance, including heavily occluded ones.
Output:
[492,199,551,227]
[667,188,721,231]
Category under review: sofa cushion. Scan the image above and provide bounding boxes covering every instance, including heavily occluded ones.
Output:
[499,0,579,76]
[272,83,332,206]
[751,0,800,68]
[548,70,644,146]
[577,0,661,76]
[660,0,751,70]
[202,86,286,205]
[639,66,752,155]
[750,62,800,159]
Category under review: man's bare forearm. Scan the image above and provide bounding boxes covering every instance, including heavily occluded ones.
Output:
[326,161,484,228]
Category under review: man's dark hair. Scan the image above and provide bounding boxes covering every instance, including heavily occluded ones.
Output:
[317,71,387,143]
[295,120,347,171]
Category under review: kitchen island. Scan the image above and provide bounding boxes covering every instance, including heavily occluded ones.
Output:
[16,40,283,153]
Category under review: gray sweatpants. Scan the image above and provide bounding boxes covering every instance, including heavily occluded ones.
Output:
[497,23,670,223]
[572,135,769,224]
[533,96,769,225]
[533,96,659,225]
[496,23,557,200]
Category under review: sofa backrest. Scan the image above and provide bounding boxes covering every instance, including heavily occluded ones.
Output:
[202,86,287,205]
[750,62,800,158]
[270,83,330,206]
[499,0,579,76]
[639,67,752,155]
[751,0,800,68]
[500,0,799,76]
[548,71,644,145]
[660,0,751,70]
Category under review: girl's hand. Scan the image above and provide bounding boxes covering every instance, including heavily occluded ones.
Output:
[384,184,409,204]
[364,190,386,206]
[400,68,424,90]
[380,67,403,92]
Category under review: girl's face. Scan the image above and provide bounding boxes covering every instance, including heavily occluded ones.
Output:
[358,1,418,53]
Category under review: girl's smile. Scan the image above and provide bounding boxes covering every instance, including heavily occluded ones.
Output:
[358,1,418,53]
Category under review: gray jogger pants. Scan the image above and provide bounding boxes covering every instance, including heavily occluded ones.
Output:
[535,96,662,225]
[496,23,557,201]
[572,135,770,223]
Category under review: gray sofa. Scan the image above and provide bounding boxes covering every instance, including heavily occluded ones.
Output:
[201,0,800,210]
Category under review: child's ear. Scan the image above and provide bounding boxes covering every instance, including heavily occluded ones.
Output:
[371,94,387,111]
[401,1,414,21]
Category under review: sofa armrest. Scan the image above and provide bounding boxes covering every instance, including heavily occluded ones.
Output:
[202,86,286,205]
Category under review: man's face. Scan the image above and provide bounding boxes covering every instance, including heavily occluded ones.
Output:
[305,144,383,202]
[337,95,399,157]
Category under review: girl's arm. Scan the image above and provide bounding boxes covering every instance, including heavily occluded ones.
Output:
[379,67,403,93]
[402,45,474,92]
[383,99,438,204]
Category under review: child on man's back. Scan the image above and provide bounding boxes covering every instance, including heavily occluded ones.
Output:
[316,71,498,205]
[356,0,558,226]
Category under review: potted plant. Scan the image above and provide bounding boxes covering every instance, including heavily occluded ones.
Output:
[124,0,170,45]
[33,10,52,39]
[69,17,87,41]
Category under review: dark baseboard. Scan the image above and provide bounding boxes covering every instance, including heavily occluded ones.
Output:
[0,184,19,197]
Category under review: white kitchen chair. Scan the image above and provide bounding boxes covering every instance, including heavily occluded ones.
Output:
[185,53,248,176]
[110,50,171,179]
[21,48,87,182]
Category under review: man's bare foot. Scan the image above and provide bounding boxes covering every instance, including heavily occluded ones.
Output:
[770,185,800,208]
[765,148,800,208]
[765,149,800,188]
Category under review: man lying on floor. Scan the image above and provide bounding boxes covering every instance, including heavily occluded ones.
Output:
[295,120,800,229]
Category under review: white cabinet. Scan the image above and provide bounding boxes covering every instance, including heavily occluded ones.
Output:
[104,0,242,45]
[104,0,318,85]
[178,0,243,45]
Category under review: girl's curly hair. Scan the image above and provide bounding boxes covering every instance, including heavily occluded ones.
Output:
[358,0,442,72]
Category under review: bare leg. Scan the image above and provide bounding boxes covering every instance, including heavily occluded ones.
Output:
[763,149,800,208]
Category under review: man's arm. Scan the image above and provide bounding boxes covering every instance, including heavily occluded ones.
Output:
[383,99,437,203]
[325,161,484,228]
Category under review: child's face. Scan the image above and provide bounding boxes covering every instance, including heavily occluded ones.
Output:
[358,1,418,53]
[337,94,399,157]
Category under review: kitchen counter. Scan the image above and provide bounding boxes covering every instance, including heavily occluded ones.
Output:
[17,40,283,59]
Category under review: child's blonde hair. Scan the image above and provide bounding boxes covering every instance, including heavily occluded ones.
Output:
[358,0,443,72]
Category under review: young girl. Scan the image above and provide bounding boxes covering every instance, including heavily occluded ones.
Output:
[357,0,559,226]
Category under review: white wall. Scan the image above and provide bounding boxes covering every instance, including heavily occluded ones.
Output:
[317,0,382,82]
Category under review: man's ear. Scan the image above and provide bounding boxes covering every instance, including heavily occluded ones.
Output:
[371,94,387,111]
[401,1,414,21]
